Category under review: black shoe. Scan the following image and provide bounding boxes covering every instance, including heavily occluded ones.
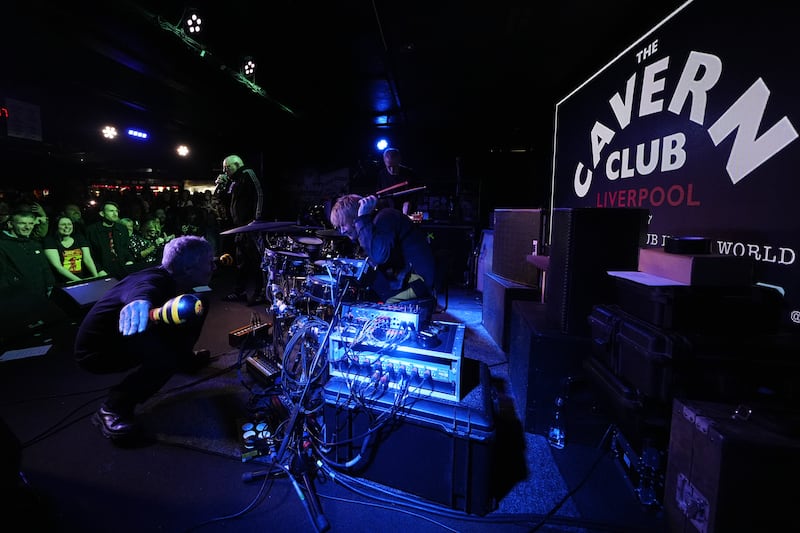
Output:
[92,405,138,439]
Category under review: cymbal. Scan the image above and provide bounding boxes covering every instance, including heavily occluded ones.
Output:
[283,225,326,235]
[293,235,324,246]
[219,220,296,235]
[316,228,346,238]
[269,249,309,259]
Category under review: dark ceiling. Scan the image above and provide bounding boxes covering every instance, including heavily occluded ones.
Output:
[3,0,687,187]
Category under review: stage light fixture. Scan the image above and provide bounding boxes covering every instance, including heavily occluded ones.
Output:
[127,128,149,140]
[242,56,256,79]
[375,138,389,151]
[102,125,118,140]
[184,9,202,34]
[176,144,190,157]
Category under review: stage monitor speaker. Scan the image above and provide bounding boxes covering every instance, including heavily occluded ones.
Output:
[545,207,648,337]
[50,277,118,315]
[491,209,542,287]
[0,286,68,347]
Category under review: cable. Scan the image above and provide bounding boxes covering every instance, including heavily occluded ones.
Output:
[21,393,106,448]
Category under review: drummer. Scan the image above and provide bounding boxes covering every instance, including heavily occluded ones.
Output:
[329,194,435,304]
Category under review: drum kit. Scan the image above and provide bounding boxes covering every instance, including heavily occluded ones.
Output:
[221,219,370,398]
[221,218,366,323]
[221,183,424,399]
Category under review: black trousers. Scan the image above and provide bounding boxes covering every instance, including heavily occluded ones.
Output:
[233,234,264,298]
[76,299,208,416]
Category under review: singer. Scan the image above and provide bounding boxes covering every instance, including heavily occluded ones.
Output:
[74,236,216,441]
[216,154,268,305]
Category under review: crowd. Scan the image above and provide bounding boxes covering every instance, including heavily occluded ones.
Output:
[0,185,228,302]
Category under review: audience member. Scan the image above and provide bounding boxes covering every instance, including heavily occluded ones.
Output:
[330,194,434,303]
[0,208,55,299]
[152,208,180,239]
[15,200,50,241]
[214,154,266,305]
[43,215,102,283]
[62,203,88,238]
[125,217,168,267]
[0,201,9,231]
[74,236,216,440]
[85,201,134,280]
[196,190,224,255]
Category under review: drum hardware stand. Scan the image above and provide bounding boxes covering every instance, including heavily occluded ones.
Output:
[242,282,356,533]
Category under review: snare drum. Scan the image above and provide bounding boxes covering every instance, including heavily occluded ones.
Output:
[303,274,337,304]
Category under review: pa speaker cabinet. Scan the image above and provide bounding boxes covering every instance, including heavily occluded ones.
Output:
[50,277,118,315]
[509,300,590,436]
[491,208,542,287]
[482,271,539,351]
[545,207,648,337]
[664,398,800,532]
[322,364,496,516]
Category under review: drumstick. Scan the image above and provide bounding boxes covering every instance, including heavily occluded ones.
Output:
[375,181,408,196]
[378,185,427,198]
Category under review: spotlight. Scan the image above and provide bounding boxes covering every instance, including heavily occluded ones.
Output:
[102,125,118,140]
[242,56,256,80]
[184,9,202,34]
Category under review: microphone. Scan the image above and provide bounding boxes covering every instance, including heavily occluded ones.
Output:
[213,174,229,196]
[214,253,234,267]
[148,294,204,325]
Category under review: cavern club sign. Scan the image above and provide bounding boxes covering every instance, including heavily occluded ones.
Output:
[551,0,800,330]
